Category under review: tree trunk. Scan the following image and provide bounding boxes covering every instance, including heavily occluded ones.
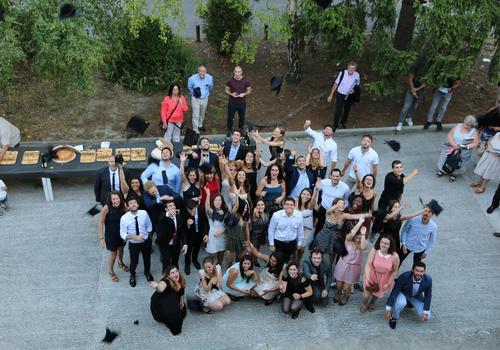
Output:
[394,0,417,50]
[286,0,301,82]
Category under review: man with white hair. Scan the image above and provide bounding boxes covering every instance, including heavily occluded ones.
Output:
[188,66,214,133]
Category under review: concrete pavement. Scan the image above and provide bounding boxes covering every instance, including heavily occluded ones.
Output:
[1,129,499,349]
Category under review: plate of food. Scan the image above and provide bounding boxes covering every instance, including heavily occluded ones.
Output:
[115,148,131,161]
[96,148,113,162]
[51,145,77,164]
[130,147,146,161]
[21,150,40,165]
[0,150,18,165]
[80,150,97,163]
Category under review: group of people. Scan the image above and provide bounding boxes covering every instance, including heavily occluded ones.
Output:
[94,112,466,335]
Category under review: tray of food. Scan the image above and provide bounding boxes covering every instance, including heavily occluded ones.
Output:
[130,147,146,161]
[96,148,113,162]
[80,150,97,163]
[115,148,131,161]
[52,145,77,164]
[0,150,18,165]
[21,150,40,165]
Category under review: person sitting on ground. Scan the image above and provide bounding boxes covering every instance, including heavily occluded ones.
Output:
[221,254,259,301]
[302,249,332,306]
[194,256,231,314]
[279,262,314,319]
[385,261,432,330]
[0,178,10,215]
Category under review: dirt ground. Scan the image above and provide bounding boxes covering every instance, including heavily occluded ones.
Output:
[0,40,497,141]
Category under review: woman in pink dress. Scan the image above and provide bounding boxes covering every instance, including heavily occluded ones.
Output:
[360,235,400,313]
[333,217,368,306]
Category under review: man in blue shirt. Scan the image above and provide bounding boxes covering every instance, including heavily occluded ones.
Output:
[187,66,214,133]
[140,145,181,195]
[399,205,438,265]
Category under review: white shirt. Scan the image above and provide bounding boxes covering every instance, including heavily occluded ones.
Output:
[119,210,153,243]
[335,70,360,95]
[319,179,350,208]
[347,146,379,179]
[305,127,338,164]
[268,209,304,246]
[0,117,20,147]
[109,168,120,191]
[0,179,6,201]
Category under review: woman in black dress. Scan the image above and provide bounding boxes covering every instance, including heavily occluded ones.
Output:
[240,150,260,204]
[149,265,187,336]
[179,152,201,203]
[377,160,418,211]
[279,262,314,319]
[98,191,127,282]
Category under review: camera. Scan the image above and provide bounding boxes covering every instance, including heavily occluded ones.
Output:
[115,153,124,165]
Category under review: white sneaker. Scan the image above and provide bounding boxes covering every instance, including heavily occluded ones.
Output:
[395,122,403,131]
[406,118,413,127]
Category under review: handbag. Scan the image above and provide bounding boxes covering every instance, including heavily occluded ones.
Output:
[364,283,380,293]
[159,99,179,131]
[442,149,462,174]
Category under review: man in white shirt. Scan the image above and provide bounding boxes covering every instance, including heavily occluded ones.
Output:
[327,62,361,130]
[341,134,379,188]
[315,168,350,233]
[0,116,21,163]
[268,197,304,261]
[303,119,338,170]
[120,197,154,287]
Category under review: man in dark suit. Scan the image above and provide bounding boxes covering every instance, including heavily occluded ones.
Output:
[156,201,188,272]
[187,137,220,175]
[223,129,247,161]
[143,181,181,233]
[94,155,130,205]
[283,149,315,197]
[182,199,209,275]
[385,261,432,329]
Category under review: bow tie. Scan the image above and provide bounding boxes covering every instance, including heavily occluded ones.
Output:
[413,279,421,284]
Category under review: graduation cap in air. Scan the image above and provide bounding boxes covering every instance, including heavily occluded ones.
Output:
[86,204,101,217]
[101,328,119,343]
[186,296,204,313]
[384,140,401,152]
[126,115,150,138]
[477,107,500,128]
[426,199,443,216]
[59,4,80,20]
[314,0,332,9]
[133,320,139,325]
[270,76,284,96]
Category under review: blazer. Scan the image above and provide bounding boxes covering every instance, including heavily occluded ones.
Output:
[187,149,220,175]
[284,156,315,196]
[386,271,432,312]
[94,167,130,205]
[156,213,187,249]
[223,141,248,161]
[302,258,332,291]
[143,185,181,231]
[181,206,209,242]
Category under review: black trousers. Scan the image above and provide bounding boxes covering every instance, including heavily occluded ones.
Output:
[398,246,424,266]
[161,244,181,271]
[314,206,327,235]
[227,102,246,131]
[275,239,297,262]
[185,237,202,267]
[491,183,500,209]
[333,93,353,129]
[129,239,151,275]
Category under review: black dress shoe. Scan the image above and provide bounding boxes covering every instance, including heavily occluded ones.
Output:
[493,232,500,238]
[436,122,443,131]
[341,122,347,129]
[193,261,201,270]
[389,318,397,329]
[305,303,316,313]
[129,275,136,287]
[145,272,154,282]
[229,295,240,301]
[423,122,431,130]
[487,206,497,214]
[184,265,191,275]
[291,311,299,319]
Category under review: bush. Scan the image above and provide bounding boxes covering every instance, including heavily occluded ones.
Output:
[198,0,255,63]
[105,16,200,93]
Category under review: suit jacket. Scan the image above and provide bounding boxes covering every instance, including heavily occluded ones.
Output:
[284,156,315,196]
[143,185,181,232]
[181,206,209,243]
[223,141,247,161]
[187,149,220,175]
[156,213,187,249]
[302,258,332,291]
[386,271,432,312]
[94,167,130,205]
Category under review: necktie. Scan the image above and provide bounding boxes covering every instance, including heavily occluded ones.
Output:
[162,170,168,185]
[135,216,139,236]
[172,216,177,245]
[112,172,116,190]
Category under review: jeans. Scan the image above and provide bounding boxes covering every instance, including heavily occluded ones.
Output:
[227,102,246,132]
[333,93,353,129]
[164,122,182,142]
[398,89,425,122]
[392,292,431,320]
[311,284,329,305]
[191,96,208,132]
[427,90,453,123]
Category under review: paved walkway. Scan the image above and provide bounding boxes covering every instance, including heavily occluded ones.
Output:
[1,129,499,349]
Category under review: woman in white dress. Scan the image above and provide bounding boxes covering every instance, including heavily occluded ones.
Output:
[471,131,500,193]
[194,257,231,314]
[204,188,227,265]
[295,186,319,264]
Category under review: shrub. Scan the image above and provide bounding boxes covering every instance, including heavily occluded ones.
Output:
[105,16,200,93]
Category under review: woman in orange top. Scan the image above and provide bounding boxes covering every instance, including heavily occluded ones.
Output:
[161,83,189,142]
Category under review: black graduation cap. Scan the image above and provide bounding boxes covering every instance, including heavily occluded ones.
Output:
[133,320,139,325]
[186,296,204,313]
[86,204,101,217]
[126,115,149,137]
[59,4,80,20]
[101,328,119,343]
[426,199,443,216]
[270,76,284,96]
[384,140,401,152]
[314,0,332,9]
